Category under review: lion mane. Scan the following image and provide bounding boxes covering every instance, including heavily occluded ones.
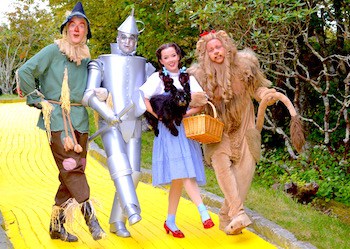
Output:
[188,30,271,133]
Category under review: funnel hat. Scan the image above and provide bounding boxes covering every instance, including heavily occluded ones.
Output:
[118,9,140,35]
[60,2,92,39]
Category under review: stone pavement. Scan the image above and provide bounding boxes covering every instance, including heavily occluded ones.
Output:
[0,101,316,249]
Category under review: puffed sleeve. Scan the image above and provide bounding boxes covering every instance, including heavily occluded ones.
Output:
[189,75,207,107]
[189,75,203,92]
[139,72,163,98]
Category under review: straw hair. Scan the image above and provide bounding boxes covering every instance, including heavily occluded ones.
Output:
[55,24,90,66]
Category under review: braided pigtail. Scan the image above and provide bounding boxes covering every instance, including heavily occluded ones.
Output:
[159,67,174,92]
[179,69,191,95]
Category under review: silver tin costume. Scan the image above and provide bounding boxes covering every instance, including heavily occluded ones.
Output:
[82,10,154,237]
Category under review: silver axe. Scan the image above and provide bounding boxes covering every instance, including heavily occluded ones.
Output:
[88,102,135,142]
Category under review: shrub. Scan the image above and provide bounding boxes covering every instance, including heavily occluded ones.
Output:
[255,145,350,205]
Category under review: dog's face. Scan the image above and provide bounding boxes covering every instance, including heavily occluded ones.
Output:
[173,89,191,107]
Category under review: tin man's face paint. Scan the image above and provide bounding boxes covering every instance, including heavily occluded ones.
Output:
[117,32,137,54]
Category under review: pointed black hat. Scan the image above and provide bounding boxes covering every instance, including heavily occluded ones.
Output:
[60,2,92,39]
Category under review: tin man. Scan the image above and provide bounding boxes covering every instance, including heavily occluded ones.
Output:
[82,10,154,237]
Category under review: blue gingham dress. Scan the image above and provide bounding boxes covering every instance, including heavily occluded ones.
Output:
[151,121,206,186]
[140,72,206,186]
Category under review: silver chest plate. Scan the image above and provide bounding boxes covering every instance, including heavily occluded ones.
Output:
[98,54,146,114]
[99,54,146,141]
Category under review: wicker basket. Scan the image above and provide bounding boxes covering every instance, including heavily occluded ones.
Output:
[183,101,224,144]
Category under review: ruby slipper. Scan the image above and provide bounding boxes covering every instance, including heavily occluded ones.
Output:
[203,218,215,229]
[164,222,185,238]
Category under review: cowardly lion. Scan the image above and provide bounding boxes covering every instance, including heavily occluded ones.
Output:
[188,30,304,235]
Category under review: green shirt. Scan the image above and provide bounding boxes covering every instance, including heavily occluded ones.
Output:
[18,43,89,133]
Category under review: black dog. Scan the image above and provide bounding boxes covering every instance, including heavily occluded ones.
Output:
[145,82,191,137]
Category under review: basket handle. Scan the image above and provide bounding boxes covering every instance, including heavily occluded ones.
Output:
[207,101,217,118]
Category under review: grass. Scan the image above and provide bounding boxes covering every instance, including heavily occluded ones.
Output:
[0,94,18,99]
[245,183,350,248]
[0,94,23,102]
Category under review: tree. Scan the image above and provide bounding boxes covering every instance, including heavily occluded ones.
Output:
[174,0,349,159]
[48,0,200,67]
[4,0,349,159]
[0,0,56,94]
[0,27,26,94]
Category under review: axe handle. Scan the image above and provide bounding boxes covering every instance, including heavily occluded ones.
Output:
[88,103,134,142]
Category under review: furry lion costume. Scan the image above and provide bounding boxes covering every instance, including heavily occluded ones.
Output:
[188,30,304,235]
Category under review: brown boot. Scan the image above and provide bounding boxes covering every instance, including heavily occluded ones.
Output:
[49,206,78,242]
[81,200,106,240]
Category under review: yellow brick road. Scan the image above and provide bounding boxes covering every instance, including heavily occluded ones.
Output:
[0,102,276,249]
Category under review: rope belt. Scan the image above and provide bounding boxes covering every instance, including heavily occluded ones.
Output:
[47,100,83,153]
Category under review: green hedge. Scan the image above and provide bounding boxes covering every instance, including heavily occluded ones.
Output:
[255,145,350,205]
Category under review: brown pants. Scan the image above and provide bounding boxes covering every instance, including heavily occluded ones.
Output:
[50,131,89,206]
